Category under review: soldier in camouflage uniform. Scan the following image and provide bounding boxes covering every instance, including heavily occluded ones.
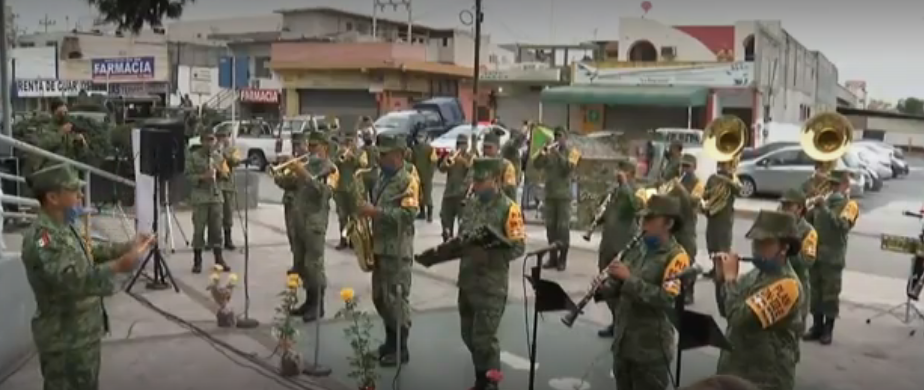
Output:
[215,126,243,250]
[334,128,369,250]
[596,158,643,338]
[289,131,338,322]
[21,164,154,390]
[778,188,817,342]
[457,157,526,390]
[361,131,379,201]
[803,170,858,345]
[411,130,438,221]
[801,162,829,198]
[703,161,741,278]
[603,194,690,390]
[659,140,683,182]
[438,134,474,242]
[274,132,309,273]
[481,129,518,200]
[534,127,581,271]
[186,127,230,273]
[358,134,419,367]
[26,100,89,178]
[673,154,704,304]
[500,126,527,190]
[714,210,805,390]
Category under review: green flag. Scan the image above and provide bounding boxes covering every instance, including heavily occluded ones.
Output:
[529,125,554,159]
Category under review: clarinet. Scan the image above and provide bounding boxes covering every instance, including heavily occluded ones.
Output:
[561,232,644,327]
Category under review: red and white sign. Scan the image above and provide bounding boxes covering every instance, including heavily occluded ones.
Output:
[239,88,279,104]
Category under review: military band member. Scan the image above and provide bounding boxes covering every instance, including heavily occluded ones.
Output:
[674,154,704,304]
[410,130,438,222]
[500,126,527,188]
[361,131,379,201]
[289,131,339,322]
[481,129,518,200]
[778,189,817,343]
[703,160,741,278]
[215,126,243,250]
[457,157,526,390]
[801,162,829,198]
[604,194,690,390]
[334,128,369,250]
[186,127,230,273]
[358,134,419,366]
[274,132,309,273]
[660,140,683,182]
[596,158,643,338]
[438,134,474,242]
[713,210,805,390]
[803,170,858,345]
[534,127,581,271]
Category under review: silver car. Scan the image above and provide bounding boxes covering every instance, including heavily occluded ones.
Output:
[736,145,865,198]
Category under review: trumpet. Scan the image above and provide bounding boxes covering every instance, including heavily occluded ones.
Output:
[269,155,310,176]
[562,232,644,327]
[338,148,354,163]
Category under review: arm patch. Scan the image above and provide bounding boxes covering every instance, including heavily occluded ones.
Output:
[401,175,420,208]
[661,252,690,296]
[567,148,581,166]
[327,166,340,190]
[802,229,817,260]
[503,161,517,186]
[691,180,705,199]
[505,203,526,241]
[745,278,801,329]
[841,200,859,225]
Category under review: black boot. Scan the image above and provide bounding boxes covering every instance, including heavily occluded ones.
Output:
[556,248,569,271]
[377,328,396,359]
[290,289,311,316]
[416,209,426,220]
[380,326,410,366]
[192,250,203,273]
[335,237,349,250]
[541,250,558,269]
[703,268,716,279]
[223,228,236,250]
[597,324,614,338]
[819,317,835,345]
[302,289,325,322]
[426,205,433,223]
[803,314,824,341]
[472,370,488,390]
[213,248,230,272]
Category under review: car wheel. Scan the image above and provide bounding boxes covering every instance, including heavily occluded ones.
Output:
[248,150,268,170]
[873,177,883,191]
[738,176,756,198]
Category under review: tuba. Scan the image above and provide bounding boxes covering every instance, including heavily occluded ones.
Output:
[801,112,853,201]
[701,115,748,216]
[344,168,376,272]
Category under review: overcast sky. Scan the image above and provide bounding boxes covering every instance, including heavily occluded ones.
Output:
[7,0,922,102]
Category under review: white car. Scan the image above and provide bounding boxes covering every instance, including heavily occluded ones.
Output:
[853,146,893,179]
[188,120,283,170]
[429,123,510,158]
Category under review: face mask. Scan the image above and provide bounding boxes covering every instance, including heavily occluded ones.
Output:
[643,235,660,250]
[380,165,398,176]
[65,205,83,225]
[475,188,495,203]
[751,256,782,273]
[828,192,844,201]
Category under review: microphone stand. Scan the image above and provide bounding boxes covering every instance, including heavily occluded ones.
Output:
[672,273,697,388]
[527,252,544,390]
[236,161,259,329]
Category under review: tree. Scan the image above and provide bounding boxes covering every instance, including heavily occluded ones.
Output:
[867,99,894,111]
[896,97,924,115]
[86,0,194,34]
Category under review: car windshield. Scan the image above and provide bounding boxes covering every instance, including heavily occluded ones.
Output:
[374,115,411,129]
[280,120,306,133]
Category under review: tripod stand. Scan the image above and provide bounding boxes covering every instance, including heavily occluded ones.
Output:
[159,182,189,254]
[126,177,179,293]
[867,210,924,336]
[864,259,924,336]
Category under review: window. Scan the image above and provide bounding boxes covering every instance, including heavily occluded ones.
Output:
[254,56,271,78]
[488,54,498,64]
[768,150,801,165]
[442,37,449,47]
[17,41,35,47]
[45,41,56,47]
[356,23,369,34]
[345,22,354,31]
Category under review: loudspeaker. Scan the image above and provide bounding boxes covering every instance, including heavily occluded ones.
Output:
[139,118,187,179]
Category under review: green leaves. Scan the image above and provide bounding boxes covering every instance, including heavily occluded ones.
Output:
[86,0,194,34]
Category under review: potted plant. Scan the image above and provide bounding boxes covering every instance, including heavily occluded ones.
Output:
[335,288,378,390]
[273,273,304,376]
[207,265,238,327]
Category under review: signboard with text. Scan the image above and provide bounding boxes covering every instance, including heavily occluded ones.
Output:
[239,88,279,104]
[573,61,754,87]
[16,79,94,97]
[91,57,155,81]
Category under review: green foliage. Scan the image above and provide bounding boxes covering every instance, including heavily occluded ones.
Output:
[272,284,301,349]
[335,296,379,388]
[896,98,924,116]
[87,0,194,34]
[12,113,114,165]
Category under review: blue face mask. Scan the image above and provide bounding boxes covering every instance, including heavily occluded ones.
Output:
[751,256,782,273]
[65,205,83,224]
[380,165,398,176]
[643,235,660,250]
[475,188,495,203]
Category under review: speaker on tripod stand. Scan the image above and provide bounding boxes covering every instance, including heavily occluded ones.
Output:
[126,119,187,292]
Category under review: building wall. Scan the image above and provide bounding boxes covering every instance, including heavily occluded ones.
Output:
[52,35,170,83]
[813,51,838,113]
[166,14,283,44]
[617,18,722,61]
[836,84,859,107]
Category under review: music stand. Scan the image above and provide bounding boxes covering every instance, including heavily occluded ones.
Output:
[669,278,731,386]
[524,252,577,390]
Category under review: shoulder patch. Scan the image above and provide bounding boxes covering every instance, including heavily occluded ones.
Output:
[567,148,581,166]
[745,278,801,329]
[841,200,859,225]
[327,166,340,190]
[401,174,420,209]
[429,147,438,162]
[37,230,51,248]
[661,251,691,296]
[503,161,516,186]
[691,180,705,199]
[505,202,526,241]
[802,228,817,260]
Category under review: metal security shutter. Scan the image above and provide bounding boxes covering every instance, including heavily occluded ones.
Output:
[496,92,568,128]
[541,102,568,128]
[298,89,378,130]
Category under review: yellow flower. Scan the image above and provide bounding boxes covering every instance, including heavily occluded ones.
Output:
[209,273,220,283]
[340,288,355,302]
[213,264,224,272]
[286,273,301,285]
[228,274,239,285]
[286,279,299,289]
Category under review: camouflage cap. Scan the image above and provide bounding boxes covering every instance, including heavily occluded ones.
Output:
[26,163,84,194]
[456,134,469,145]
[198,126,216,137]
[377,134,407,154]
[341,127,358,138]
[826,169,851,184]
[779,188,806,205]
[681,153,697,166]
[483,130,502,147]
[639,194,682,219]
[669,140,684,149]
[471,157,504,181]
[616,158,636,172]
[307,130,331,146]
[215,125,231,136]
[745,210,802,255]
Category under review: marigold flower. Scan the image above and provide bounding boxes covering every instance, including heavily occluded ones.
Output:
[340,288,355,302]
[209,273,220,283]
[228,273,239,285]
[213,264,224,272]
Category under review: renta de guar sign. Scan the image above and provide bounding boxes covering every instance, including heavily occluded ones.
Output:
[91,56,155,80]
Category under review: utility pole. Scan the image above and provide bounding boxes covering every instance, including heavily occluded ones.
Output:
[470,0,483,127]
[372,0,413,42]
[39,14,55,33]
[1,0,12,141]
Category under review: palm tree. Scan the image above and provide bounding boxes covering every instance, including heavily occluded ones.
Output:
[86,0,194,34]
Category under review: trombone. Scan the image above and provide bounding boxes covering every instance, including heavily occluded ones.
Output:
[800,112,853,206]
[269,154,310,176]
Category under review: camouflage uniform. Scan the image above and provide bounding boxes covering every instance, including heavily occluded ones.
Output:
[500,128,526,188]
[482,131,518,200]
[671,154,704,304]
[606,195,690,390]
[411,132,438,221]
[659,141,683,183]
[273,132,307,273]
[215,126,243,250]
[361,134,379,201]
[596,159,643,338]
[703,167,739,255]
[334,129,369,249]
[717,211,805,390]
[804,170,858,345]
[372,135,419,366]
[289,131,338,322]
[185,127,229,273]
[27,115,88,173]
[778,189,817,350]
[457,158,526,390]
[438,135,474,242]
[534,127,581,271]
[21,164,133,390]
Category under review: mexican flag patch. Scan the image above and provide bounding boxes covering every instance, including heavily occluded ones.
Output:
[37,231,50,248]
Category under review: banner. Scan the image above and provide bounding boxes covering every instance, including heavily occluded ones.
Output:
[16,79,93,97]
[92,57,155,81]
[529,125,554,159]
[573,61,753,87]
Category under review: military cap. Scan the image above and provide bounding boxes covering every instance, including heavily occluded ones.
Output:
[779,188,806,205]
[745,210,802,255]
[669,140,684,149]
[471,157,504,181]
[456,134,469,145]
[307,130,331,146]
[826,169,851,184]
[553,126,567,136]
[681,153,697,166]
[639,194,682,219]
[483,130,501,147]
[376,134,407,153]
[341,127,358,138]
[26,163,84,195]
[290,132,306,142]
[215,125,231,136]
[198,126,216,137]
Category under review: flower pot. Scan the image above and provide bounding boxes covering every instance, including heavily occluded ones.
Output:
[279,351,303,377]
[216,308,236,328]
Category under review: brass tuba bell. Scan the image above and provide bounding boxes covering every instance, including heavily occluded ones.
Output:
[800,112,853,172]
[701,115,748,216]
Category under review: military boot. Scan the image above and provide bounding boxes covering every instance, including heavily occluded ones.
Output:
[380,326,410,367]
[426,205,433,223]
[192,250,203,274]
[377,327,396,359]
[803,314,824,341]
[541,251,559,269]
[819,317,835,345]
[302,289,325,322]
[290,289,312,316]
[470,370,488,390]
[223,228,236,250]
[213,248,230,271]
[441,227,452,243]
[597,324,614,338]
[416,209,426,220]
[335,237,349,250]
[556,248,569,271]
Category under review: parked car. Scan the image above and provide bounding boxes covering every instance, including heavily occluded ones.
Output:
[188,120,281,170]
[741,142,799,161]
[856,140,909,177]
[429,124,509,157]
[736,145,864,198]
[374,110,442,140]
[852,146,893,180]
[843,149,882,192]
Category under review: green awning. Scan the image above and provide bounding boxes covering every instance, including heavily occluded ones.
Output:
[540,85,708,107]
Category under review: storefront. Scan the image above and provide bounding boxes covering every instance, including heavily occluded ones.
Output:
[238,88,282,120]
[481,64,568,128]
[90,56,169,102]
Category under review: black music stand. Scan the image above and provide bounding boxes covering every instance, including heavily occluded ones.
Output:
[669,278,731,387]
[524,252,577,390]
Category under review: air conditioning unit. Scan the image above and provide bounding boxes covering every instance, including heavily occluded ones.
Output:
[660,46,677,60]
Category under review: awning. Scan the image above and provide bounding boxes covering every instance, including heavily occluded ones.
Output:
[540,85,708,107]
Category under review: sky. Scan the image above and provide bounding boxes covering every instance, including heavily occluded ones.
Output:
[6,0,923,102]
